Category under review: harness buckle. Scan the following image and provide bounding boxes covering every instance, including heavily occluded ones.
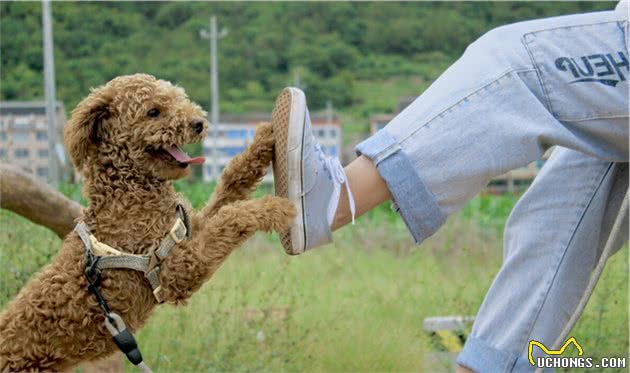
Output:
[152,286,163,303]
[169,218,187,244]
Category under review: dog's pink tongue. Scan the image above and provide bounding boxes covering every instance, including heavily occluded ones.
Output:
[165,146,205,165]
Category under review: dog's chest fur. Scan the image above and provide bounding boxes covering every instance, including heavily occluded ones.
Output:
[82,166,183,255]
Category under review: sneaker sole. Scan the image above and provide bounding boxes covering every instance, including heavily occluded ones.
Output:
[272,88,306,255]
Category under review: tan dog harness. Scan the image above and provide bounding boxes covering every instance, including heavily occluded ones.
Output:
[74,203,191,373]
[75,203,191,303]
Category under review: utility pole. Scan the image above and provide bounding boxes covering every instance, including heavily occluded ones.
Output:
[42,0,59,188]
[293,72,301,90]
[292,68,307,91]
[200,16,228,181]
[326,100,333,125]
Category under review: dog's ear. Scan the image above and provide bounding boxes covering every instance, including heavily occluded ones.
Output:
[64,86,113,170]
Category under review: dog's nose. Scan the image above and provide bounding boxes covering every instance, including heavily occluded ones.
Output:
[191,119,205,134]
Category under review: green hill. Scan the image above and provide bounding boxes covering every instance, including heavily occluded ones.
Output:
[1,1,614,121]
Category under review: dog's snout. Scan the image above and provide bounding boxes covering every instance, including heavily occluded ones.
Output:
[191,119,205,134]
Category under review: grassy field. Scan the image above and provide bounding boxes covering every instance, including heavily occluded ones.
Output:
[0,183,627,372]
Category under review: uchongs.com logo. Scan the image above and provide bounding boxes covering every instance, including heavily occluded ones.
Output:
[528,337,627,369]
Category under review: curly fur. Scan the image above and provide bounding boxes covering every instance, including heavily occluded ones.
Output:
[0,74,295,371]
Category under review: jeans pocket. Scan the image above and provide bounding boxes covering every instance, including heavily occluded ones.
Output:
[523,20,629,122]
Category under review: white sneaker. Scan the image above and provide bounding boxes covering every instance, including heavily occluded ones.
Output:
[271,87,355,255]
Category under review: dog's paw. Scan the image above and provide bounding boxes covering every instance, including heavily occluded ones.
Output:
[259,195,296,231]
[254,122,274,142]
[235,122,274,168]
[253,122,274,146]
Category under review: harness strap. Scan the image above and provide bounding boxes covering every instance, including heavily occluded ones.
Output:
[75,222,92,253]
[97,255,150,273]
[145,270,161,297]
[157,216,187,257]
[144,204,190,302]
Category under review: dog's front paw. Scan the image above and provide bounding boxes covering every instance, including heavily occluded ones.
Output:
[258,195,296,232]
[243,122,274,166]
[253,122,274,145]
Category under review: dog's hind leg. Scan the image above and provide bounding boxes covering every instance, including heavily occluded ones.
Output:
[203,122,275,218]
[160,195,295,302]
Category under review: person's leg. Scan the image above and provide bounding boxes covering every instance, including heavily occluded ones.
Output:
[272,7,628,255]
[456,148,628,373]
[331,155,390,231]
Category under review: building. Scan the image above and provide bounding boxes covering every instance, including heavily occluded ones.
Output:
[0,101,67,181]
[369,97,548,193]
[369,114,394,135]
[203,112,342,182]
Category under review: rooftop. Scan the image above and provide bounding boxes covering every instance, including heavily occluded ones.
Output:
[396,96,415,113]
[0,101,65,116]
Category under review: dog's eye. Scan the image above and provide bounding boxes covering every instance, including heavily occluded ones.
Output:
[147,108,160,118]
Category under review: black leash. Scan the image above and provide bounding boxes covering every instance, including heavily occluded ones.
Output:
[84,251,145,367]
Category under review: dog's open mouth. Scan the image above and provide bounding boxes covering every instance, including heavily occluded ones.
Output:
[148,145,205,168]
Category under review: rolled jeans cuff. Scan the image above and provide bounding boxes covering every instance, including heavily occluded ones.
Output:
[457,335,520,373]
[355,130,446,244]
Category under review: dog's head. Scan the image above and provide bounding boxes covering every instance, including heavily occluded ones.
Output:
[64,74,208,180]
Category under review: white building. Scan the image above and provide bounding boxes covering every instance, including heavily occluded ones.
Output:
[0,101,67,181]
[203,112,342,182]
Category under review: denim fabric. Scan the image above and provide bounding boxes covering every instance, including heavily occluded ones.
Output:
[458,149,627,372]
[354,8,628,373]
[355,131,446,243]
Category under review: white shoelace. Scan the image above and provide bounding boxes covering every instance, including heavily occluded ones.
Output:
[315,144,356,226]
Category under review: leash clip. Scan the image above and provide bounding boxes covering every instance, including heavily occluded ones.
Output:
[84,256,102,287]
[105,312,144,366]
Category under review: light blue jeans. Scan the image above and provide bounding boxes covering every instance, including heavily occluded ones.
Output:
[355,6,628,373]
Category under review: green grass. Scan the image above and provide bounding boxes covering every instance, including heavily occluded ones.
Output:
[0,185,627,372]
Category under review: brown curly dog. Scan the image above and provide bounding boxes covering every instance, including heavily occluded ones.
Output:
[0,74,295,372]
